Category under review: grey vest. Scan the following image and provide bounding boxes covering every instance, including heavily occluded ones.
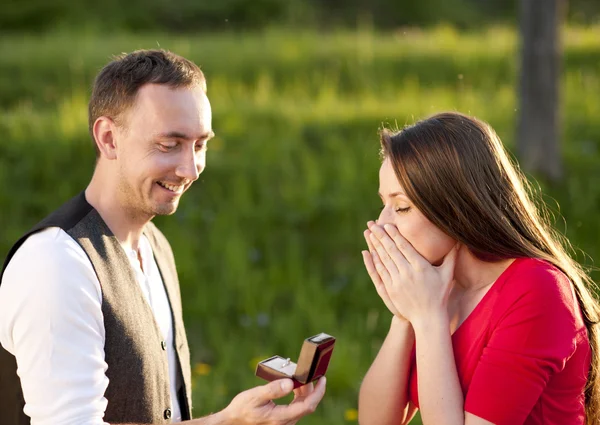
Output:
[0,192,193,424]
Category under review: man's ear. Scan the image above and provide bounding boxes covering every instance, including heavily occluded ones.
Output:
[92,116,119,160]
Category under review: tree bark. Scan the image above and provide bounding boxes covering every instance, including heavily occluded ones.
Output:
[517,0,565,181]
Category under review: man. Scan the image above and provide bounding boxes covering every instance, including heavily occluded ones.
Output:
[0,49,326,425]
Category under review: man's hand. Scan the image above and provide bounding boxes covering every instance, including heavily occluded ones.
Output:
[219,377,326,425]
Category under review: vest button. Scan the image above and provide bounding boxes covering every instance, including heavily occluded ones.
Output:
[164,408,172,419]
[161,340,167,350]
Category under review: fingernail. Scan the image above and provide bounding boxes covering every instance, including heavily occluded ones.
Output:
[384,224,394,231]
[367,221,374,228]
[280,379,293,392]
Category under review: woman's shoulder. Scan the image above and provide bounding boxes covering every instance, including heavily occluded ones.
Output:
[501,257,571,296]
[495,257,584,329]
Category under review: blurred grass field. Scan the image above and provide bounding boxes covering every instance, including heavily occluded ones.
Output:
[1,25,599,424]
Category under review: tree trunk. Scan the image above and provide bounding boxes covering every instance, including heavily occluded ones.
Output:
[517,0,564,181]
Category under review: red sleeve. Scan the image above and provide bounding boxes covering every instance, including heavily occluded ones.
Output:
[464,262,583,425]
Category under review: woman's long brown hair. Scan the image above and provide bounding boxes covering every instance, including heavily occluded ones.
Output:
[380,111,600,424]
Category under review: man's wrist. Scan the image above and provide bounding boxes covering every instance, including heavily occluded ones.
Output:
[189,409,230,425]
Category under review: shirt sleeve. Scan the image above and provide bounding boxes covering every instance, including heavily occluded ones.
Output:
[464,262,583,425]
[0,228,110,425]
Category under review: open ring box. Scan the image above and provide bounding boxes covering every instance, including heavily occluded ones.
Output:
[255,333,335,388]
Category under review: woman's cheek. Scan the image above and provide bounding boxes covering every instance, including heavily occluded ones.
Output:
[428,236,456,265]
[399,225,446,264]
[393,222,422,252]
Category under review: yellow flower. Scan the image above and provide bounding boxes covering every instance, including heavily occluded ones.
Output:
[194,363,211,376]
[344,408,358,422]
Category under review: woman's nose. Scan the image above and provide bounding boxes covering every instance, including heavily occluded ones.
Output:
[376,209,388,227]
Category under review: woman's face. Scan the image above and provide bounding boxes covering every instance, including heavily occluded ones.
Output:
[377,158,456,265]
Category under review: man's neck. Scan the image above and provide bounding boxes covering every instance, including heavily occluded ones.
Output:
[85,177,151,254]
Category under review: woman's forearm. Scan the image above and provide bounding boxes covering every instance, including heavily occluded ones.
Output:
[358,316,415,425]
[413,313,464,425]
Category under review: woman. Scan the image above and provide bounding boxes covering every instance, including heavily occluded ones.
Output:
[358,112,599,425]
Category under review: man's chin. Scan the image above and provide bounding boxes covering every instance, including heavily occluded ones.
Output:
[152,201,179,216]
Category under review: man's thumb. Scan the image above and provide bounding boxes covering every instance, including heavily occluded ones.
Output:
[265,379,294,400]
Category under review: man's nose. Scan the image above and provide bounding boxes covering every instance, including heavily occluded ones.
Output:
[176,149,204,182]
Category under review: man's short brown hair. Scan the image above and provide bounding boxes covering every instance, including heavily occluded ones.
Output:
[88,49,206,157]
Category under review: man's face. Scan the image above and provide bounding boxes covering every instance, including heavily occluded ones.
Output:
[114,83,213,218]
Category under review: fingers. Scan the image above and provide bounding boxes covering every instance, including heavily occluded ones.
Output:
[226,378,324,425]
[363,229,393,283]
[369,246,393,283]
[438,242,460,281]
[364,228,377,253]
[364,231,396,295]
[273,377,327,422]
[362,250,398,311]
[367,227,405,274]
[361,248,383,287]
[304,377,326,405]
[442,243,460,266]
[293,381,314,399]
[379,223,424,266]
[253,379,294,403]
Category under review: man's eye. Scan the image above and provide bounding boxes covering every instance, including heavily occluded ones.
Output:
[159,143,177,151]
[195,143,207,151]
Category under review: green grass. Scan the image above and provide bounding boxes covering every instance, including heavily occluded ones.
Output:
[1,25,599,425]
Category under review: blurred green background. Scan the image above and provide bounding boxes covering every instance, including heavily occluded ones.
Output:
[1,1,599,424]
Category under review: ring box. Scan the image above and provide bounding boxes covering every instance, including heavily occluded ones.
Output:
[255,333,335,388]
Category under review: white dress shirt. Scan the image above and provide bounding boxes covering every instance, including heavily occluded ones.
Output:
[0,227,183,425]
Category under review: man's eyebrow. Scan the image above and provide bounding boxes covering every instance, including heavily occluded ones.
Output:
[157,130,215,141]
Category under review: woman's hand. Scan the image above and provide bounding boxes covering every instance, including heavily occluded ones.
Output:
[364,221,459,325]
[362,227,406,320]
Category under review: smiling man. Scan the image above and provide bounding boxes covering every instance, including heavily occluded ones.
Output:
[0,50,325,425]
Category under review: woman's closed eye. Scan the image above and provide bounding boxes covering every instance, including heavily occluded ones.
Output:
[379,205,411,213]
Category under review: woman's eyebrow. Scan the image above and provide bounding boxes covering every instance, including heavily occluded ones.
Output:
[378,191,406,199]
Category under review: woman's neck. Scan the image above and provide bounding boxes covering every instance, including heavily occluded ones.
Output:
[453,246,515,293]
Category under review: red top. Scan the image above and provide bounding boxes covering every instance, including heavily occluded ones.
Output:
[408,258,591,425]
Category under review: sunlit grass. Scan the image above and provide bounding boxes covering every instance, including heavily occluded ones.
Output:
[1,25,599,425]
